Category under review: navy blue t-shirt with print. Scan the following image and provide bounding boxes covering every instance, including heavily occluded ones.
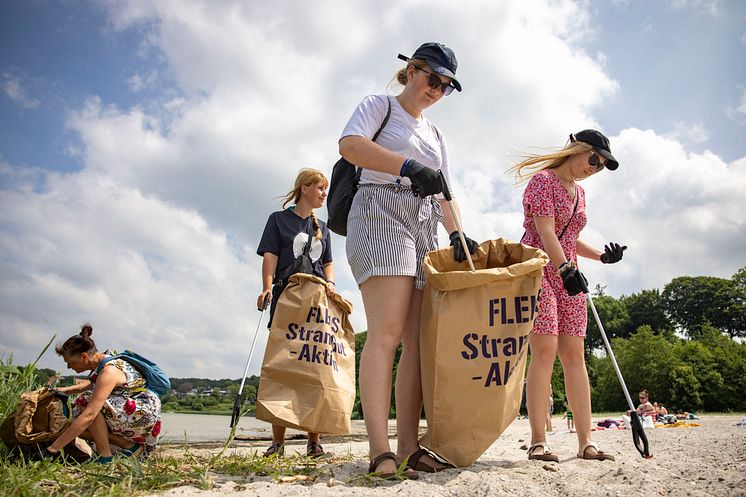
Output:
[257,207,333,284]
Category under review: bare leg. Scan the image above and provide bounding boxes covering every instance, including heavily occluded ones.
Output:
[271,424,286,444]
[394,289,449,471]
[307,432,320,443]
[558,335,595,455]
[527,334,558,454]
[359,276,414,474]
[109,433,134,449]
[87,412,113,457]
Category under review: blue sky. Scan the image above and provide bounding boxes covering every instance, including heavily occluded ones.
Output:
[1,0,745,379]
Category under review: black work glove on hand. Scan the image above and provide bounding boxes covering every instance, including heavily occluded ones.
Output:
[401,159,443,198]
[449,231,478,262]
[562,268,588,296]
[600,242,627,264]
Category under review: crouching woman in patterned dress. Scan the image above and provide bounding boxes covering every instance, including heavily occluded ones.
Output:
[43,324,162,463]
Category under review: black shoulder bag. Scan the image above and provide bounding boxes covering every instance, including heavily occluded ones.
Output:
[327,97,392,236]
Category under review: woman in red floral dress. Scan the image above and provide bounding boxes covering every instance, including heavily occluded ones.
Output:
[511,130,626,462]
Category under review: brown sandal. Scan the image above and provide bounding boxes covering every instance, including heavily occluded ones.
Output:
[577,442,615,461]
[405,448,453,473]
[307,442,330,459]
[368,452,419,481]
[528,443,560,462]
[263,441,284,458]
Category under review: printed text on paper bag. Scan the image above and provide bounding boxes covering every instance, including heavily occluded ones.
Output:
[461,296,538,387]
[286,306,347,372]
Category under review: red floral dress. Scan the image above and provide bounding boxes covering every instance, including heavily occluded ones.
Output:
[521,170,588,337]
[72,356,162,446]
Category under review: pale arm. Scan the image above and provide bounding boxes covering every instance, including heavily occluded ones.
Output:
[534,215,568,270]
[576,239,603,261]
[257,252,278,309]
[323,262,335,296]
[55,380,91,395]
[47,366,125,452]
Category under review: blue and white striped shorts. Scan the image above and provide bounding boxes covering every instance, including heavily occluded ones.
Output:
[346,183,443,290]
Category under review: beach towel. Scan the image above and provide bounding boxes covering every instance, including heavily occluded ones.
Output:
[256,273,356,435]
[419,238,548,467]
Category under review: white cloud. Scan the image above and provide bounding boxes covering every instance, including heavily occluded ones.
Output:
[728,85,746,119]
[668,121,709,144]
[1,69,41,109]
[1,0,743,379]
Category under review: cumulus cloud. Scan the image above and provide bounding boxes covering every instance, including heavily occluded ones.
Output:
[1,0,743,378]
[668,121,709,144]
[1,69,41,109]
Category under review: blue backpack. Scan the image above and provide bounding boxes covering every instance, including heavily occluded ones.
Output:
[95,350,171,399]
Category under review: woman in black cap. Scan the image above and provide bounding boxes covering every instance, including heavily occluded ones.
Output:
[509,130,626,462]
[338,42,476,478]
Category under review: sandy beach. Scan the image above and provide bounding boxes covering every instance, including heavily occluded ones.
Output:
[147,414,746,496]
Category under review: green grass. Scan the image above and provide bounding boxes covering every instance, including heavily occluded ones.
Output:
[0,340,340,497]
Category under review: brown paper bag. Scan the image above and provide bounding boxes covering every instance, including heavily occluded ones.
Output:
[256,273,356,434]
[419,238,549,467]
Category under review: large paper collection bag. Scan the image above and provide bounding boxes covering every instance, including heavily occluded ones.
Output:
[256,273,356,435]
[419,238,549,467]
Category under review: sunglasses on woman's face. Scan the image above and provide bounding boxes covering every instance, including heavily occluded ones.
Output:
[588,151,606,171]
[414,66,455,96]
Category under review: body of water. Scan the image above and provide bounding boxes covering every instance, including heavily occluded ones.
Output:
[159,412,282,443]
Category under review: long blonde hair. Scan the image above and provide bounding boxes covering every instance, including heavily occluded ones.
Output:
[281,168,328,240]
[508,141,593,185]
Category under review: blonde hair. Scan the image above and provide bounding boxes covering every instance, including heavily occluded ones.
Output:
[388,58,428,92]
[281,168,328,240]
[508,141,593,185]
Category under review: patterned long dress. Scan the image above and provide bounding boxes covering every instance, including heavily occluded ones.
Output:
[72,355,162,447]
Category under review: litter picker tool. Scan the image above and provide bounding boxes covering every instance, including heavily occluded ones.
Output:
[439,170,475,271]
[230,294,270,428]
[580,277,652,459]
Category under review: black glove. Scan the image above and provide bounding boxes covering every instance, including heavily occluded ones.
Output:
[561,267,588,296]
[600,242,627,264]
[401,159,443,198]
[449,231,478,262]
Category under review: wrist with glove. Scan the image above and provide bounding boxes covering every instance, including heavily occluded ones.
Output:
[400,159,443,198]
[600,242,627,264]
[558,260,588,296]
[449,231,478,263]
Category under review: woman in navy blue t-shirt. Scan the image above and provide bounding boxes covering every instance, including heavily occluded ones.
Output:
[256,168,335,458]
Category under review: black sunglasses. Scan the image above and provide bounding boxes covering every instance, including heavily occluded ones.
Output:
[588,151,606,170]
[414,66,455,96]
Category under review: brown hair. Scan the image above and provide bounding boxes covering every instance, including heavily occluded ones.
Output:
[281,168,328,240]
[55,323,97,357]
[639,389,649,398]
[508,141,593,185]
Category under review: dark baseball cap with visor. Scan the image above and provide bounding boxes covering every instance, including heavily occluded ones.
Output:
[397,42,462,92]
[570,129,619,170]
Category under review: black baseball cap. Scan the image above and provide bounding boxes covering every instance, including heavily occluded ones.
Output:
[570,129,619,170]
[397,42,462,92]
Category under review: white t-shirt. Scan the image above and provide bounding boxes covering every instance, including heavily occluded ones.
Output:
[340,94,453,200]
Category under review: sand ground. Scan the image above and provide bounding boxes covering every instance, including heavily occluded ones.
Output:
[147,415,746,497]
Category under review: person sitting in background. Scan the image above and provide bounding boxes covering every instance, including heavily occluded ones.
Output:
[627,389,655,418]
[43,324,161,463]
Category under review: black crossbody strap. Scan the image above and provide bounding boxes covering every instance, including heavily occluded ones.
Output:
[354,97,392,183]
[557,193,579,241]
